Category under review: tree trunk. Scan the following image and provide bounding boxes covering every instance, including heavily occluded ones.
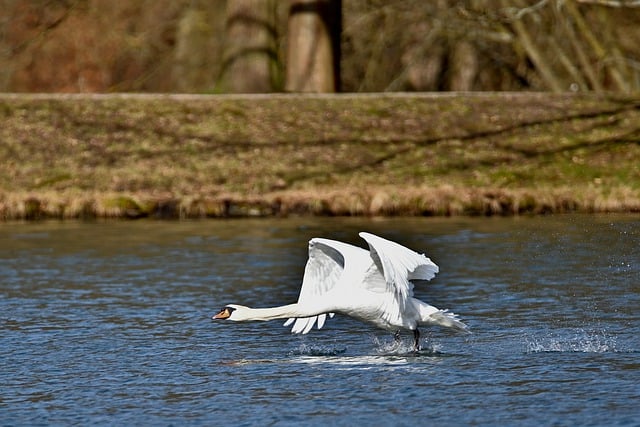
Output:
[174,0,221,93]
[220,0,278,93]
[285,0,340,92]
[448,40,478,91]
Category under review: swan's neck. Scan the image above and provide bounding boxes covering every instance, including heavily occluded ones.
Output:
[240,304,307,321]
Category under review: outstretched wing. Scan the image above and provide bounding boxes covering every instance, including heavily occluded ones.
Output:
[359,232,439,306]
[284,237,369,334]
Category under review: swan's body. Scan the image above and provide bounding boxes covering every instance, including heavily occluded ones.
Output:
[212,232,467,349]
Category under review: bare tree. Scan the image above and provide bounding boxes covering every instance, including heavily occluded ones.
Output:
[2,0,640,93]
[341,0,640,92]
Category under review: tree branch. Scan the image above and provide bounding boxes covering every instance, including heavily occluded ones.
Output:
[576,0,640,7]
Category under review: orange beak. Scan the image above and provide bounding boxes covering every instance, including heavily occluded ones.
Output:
[212,308,231,320]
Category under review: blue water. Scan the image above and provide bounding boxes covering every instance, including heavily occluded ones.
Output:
[1,216,639,426]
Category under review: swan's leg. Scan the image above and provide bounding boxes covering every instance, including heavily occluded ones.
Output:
[413,329,421,351]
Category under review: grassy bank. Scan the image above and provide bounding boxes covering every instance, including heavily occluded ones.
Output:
[1,93,639,220]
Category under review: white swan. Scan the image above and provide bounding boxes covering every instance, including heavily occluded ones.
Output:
[212,232,468,350]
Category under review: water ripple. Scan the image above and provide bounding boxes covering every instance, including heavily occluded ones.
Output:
[1,216,639,426]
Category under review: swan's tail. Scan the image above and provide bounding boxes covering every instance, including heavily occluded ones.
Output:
[418,302,469,333]
[429,310,469,333]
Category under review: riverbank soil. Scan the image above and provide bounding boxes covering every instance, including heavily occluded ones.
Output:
[1,93,639,219]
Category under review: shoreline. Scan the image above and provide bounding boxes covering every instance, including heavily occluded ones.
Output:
[4,186,639,221]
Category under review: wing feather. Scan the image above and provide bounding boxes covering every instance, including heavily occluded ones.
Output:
[285,233,438,335]
[359,232,439,306]
[285,238,367,334]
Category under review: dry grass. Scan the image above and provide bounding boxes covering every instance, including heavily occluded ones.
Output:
[0,93,639,220]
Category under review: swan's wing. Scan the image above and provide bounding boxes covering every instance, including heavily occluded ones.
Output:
[285,238,367,334]
[359,232,439,305]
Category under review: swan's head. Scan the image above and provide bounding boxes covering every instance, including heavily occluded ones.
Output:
[212,304,248,321]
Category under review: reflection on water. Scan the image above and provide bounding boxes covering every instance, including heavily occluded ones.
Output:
[0,215,639,425]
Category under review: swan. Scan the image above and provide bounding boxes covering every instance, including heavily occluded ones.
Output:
[212,232,468,350]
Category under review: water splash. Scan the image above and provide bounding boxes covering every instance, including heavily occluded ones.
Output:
[525,328,618,353]
[371,335,443,356]
[288,343,347,357]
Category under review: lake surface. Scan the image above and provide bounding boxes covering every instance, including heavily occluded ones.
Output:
[1,215,638,426]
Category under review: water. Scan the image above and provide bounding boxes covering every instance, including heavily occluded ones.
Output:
[1,215,638,426]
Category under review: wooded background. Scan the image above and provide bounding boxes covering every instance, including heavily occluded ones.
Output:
[1,0,640,93]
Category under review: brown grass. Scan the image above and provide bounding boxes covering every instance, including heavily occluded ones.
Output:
[0,93,639,220]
